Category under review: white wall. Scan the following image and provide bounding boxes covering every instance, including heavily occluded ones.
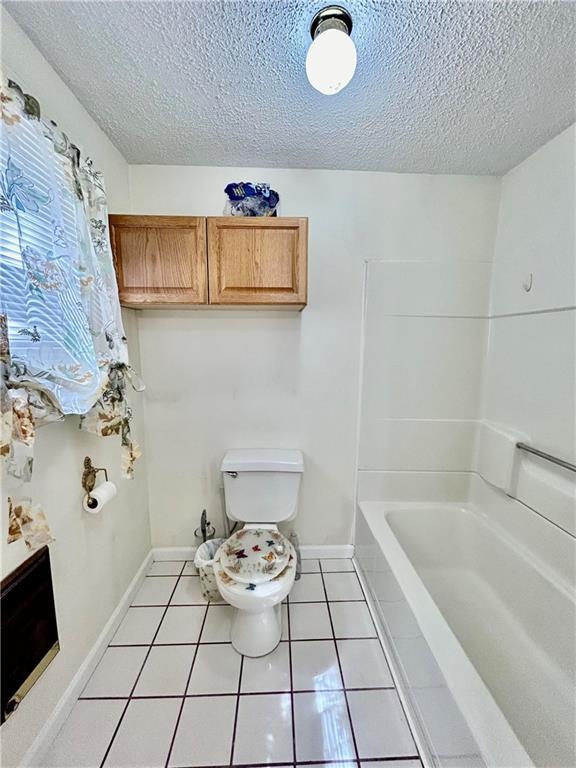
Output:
[480,124,576,536]
[1,12,150,767]
[130,165,500,547]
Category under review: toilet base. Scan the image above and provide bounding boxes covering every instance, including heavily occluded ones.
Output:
[230,603,282,657]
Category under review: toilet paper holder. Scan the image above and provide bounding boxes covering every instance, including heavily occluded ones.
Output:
[81,456,109,509]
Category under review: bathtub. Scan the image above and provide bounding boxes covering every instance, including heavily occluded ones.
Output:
[355,502,575,768]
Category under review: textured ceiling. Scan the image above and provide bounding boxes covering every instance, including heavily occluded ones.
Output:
[5,0,576,174]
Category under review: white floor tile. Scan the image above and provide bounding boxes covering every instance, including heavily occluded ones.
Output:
[289,573,326,602]
[187,644,241,694]
[291,640,342,691]
[200,605,234,642]
[82,646,148,698]
[289,603,332,640]
[134,645,195,696]
[170,576,206,605]
[168,696,236,767]
[321,559,355,572]
[241,641,290,692]
[347,689,417,759]
[313,764,357,768]
[155,605,207,644]
[294,690,356,762]
[41,699,125,767]
[104,698,181,767]
[148,561,184,576]
[132,577,178,606]
[337,639,394,688]
[300,558,320,573]
[233,693,293,765]
[330,602,377,638]
[324,572,364,601]
[182,561,197,576]
[110,607,164,646]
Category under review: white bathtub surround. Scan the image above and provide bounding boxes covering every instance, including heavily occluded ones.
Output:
[357,471,472,503]
[476,421,528,494]
[357,502,575,768]
[359,126,575,526]
[489,124,575,318]
[358,254,494,495]
[481,123,575,536]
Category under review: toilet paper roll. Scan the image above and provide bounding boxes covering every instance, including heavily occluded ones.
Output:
[83,481,117,514]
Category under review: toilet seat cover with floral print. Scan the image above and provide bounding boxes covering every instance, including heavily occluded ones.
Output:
[219,528,291,584]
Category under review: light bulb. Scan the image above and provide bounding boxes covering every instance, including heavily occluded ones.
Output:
[306,26,357,95]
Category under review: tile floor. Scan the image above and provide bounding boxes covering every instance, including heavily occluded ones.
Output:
[41,558,423,768]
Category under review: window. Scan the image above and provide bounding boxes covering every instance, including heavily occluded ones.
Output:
[1,82,118,414]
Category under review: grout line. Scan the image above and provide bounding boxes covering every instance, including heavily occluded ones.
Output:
[169,759,420,768]
[130,603,206,608]
[80,685,397,702]
[109,642,197,648]
[99,561,187,768]
[145,574,197,578]
[229,653,245,765]
[106,635,385,649]
[108,632,378,644]
[299,570,357,574]
[318,560,361,765]
[290,599,366,604]
[164,602,211,768]
[287,598,297,764]
[358,758,421,763]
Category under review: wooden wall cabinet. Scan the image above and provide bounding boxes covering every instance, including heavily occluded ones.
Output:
[109,215,307,310]
[109,215,207,307]
[207,217,307,308]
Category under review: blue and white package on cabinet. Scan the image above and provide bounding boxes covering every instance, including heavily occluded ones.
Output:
[224,182,279,216]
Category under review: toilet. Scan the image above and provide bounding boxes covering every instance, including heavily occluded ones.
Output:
[213,449,304,657]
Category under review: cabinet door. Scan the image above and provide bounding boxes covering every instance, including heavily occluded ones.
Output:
[207,218,307,307]
[109,215,207,307]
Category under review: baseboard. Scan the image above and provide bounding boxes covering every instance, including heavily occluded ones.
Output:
[151,544,354,561]
[21,550,153,768]
[151,546,197,561]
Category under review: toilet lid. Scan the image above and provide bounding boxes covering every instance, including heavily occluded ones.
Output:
[219,528,291,584]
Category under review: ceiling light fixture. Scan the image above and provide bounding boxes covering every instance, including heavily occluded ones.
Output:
[306,5,356,96]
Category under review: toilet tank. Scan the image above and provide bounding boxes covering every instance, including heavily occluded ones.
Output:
[221,449,304,523]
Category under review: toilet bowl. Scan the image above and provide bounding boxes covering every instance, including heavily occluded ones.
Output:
[214,449,304,657]
[213,527,296,656]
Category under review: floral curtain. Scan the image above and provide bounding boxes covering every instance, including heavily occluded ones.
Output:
[1,78,142,548]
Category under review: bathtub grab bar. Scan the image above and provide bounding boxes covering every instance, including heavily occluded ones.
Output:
[516,442,576,473]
